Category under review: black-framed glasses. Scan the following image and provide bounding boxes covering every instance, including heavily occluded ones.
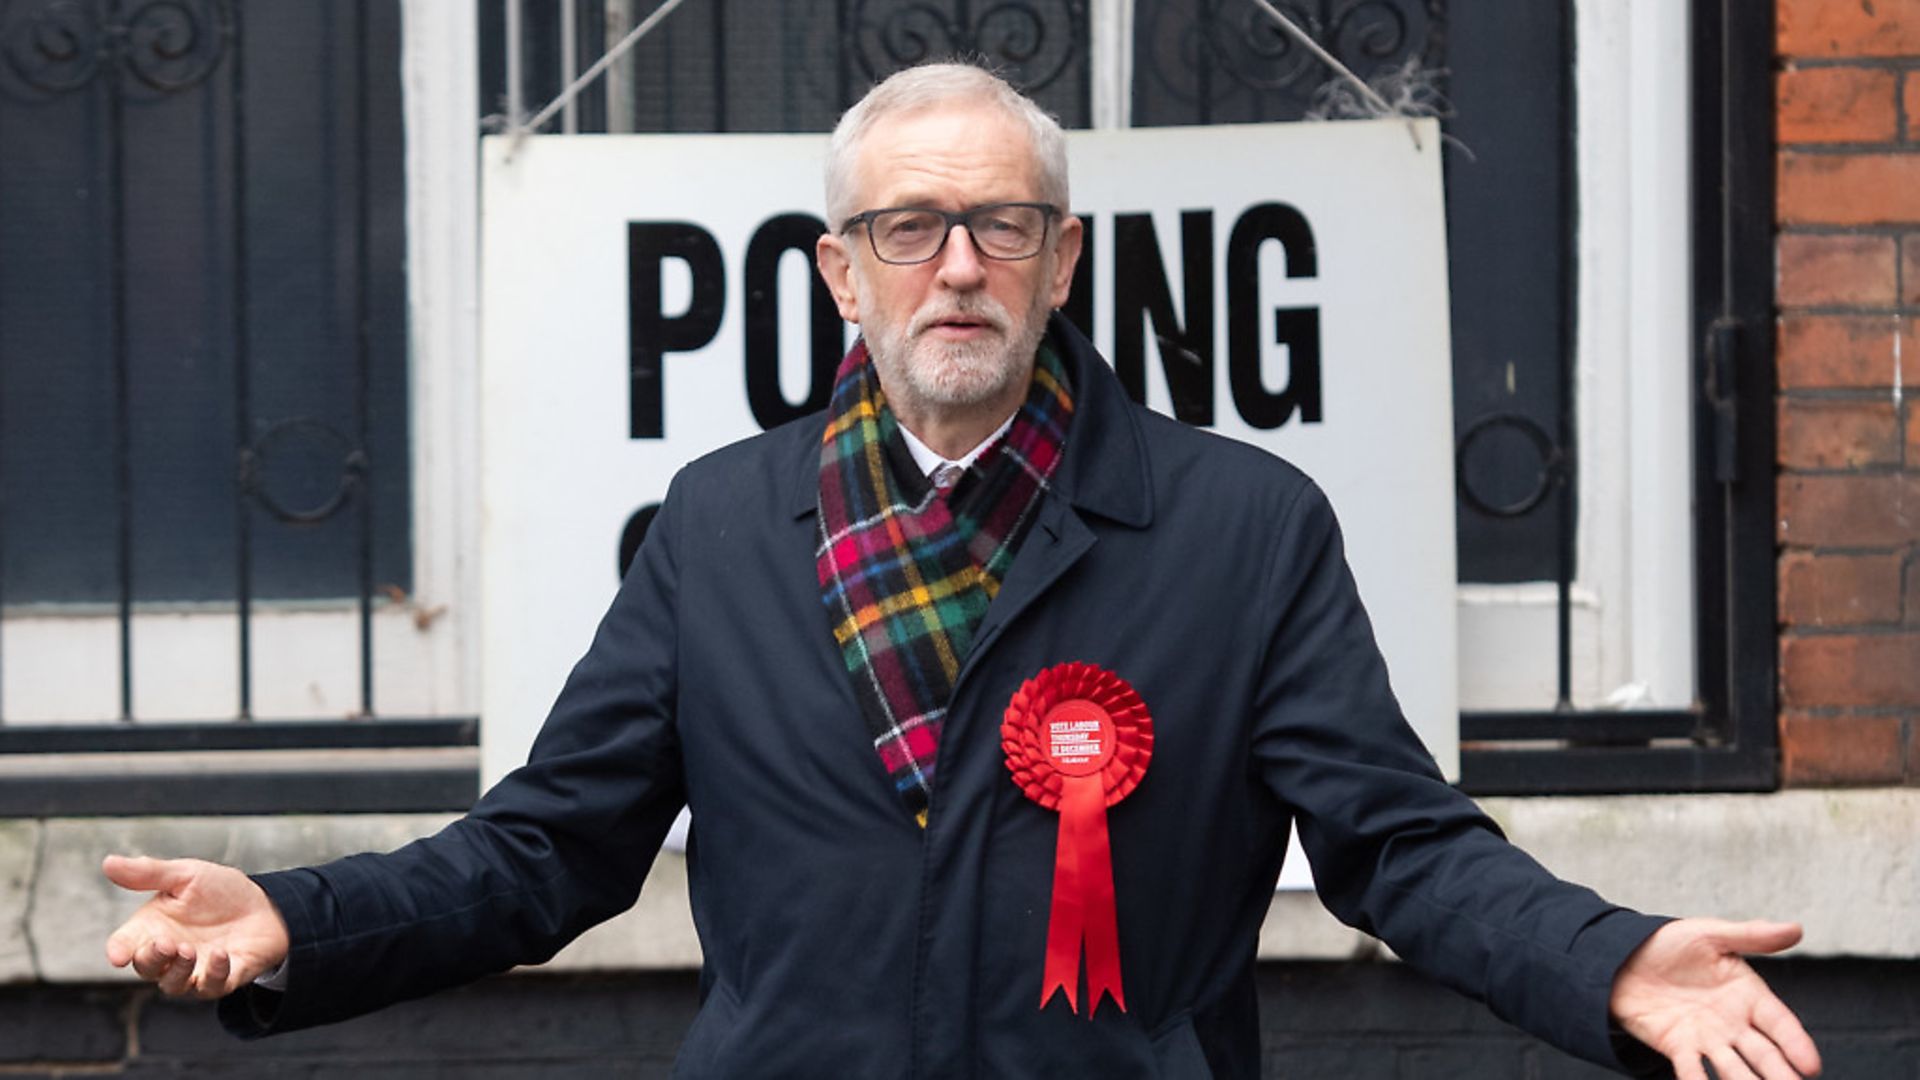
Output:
[840,201,1060,265]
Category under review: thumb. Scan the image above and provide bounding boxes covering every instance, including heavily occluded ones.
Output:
[102,854,194,895]
[1701,918,1804,957]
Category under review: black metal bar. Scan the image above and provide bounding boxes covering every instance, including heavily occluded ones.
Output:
[1195,0,1212,125]
[1718,0,1780,777]
[1460,709,1700,745]
[834,0,849,111]
[0,767,480,817]
[0,717,477,754]
[1077,0,1090,127]
[109,13,134,723]
[1552,0,1577,712]
[711,0,727,132]
[1460,742,1775,796]
[231,0,252,720]
[0,146,7,726]
[354,0,375,718]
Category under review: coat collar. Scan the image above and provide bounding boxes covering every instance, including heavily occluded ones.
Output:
[787,313,1155,529]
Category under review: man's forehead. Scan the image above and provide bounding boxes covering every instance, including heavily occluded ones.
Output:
[852,101,1042,207]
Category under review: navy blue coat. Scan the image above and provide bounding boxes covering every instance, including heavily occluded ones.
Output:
[223,317,1666,1077]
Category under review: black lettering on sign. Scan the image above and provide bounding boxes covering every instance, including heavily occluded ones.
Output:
[629,222,725,439]
[1060,212,1095,339]
[743,214,841,430]
[1227,202,1321,429]
[1112,210,1215,426]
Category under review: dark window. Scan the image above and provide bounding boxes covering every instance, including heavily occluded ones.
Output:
[1130,0,1565,583]
[0,0,411,606]
[479,0,1093,134]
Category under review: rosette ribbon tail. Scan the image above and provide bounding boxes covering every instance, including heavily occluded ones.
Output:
[1042,773,1126,1017]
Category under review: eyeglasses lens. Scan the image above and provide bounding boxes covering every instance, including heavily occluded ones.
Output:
[869,205,1048,264]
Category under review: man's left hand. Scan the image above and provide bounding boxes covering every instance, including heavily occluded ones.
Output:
[1610,918,1821,1080]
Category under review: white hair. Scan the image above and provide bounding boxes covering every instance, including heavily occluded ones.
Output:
[824,62,1070,228]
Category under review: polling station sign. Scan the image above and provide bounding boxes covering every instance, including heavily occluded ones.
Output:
[478,120,1457,786]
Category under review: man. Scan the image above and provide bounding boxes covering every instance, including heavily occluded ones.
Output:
[106,63,1820,1080]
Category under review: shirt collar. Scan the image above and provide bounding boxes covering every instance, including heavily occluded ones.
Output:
[897,412,1016,478]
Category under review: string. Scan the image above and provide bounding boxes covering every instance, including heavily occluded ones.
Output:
[1246,0,1424,149]
[507,0,693,157]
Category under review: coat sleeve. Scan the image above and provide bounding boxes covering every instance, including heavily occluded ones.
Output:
[1248,479,1670,1075]
[220,478,691,1037]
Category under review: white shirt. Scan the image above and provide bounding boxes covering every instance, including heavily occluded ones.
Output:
[898,413,1016,485]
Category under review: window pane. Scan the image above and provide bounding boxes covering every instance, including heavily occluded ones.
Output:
[480,0,1093,134]
[1130,0,1570,582]
[0,0,412,604]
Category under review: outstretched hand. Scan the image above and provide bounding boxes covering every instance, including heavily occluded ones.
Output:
[1611,918,1821,1080]
[102,854,291,1000]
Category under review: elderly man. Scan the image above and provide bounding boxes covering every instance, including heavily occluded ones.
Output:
[105,63,1819,1080]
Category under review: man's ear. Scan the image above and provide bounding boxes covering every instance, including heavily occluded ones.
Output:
[816,232,862,325]
[1047,213,1083,311]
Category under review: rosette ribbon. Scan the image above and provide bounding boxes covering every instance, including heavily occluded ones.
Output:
[1002,661,1153,1017]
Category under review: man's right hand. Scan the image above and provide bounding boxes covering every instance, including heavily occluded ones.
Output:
[102,854,291,1000]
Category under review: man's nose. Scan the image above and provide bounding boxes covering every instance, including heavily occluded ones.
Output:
[934,223,988,288]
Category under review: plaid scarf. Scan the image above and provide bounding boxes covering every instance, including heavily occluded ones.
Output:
[816,339,1073,825]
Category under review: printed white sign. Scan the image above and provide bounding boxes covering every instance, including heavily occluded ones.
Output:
[478,120,1458,829]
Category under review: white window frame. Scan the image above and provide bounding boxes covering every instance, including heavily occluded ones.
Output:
[1084,0,1697,714]
[1457,0,1696,713]
[0,2,481,726]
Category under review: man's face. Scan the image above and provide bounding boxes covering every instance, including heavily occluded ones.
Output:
[817,102,1082,422]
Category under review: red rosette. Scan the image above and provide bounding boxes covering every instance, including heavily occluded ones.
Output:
[1002,661,1154,1018]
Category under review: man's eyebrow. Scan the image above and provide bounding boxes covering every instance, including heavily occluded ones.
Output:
[867,196,1024,211]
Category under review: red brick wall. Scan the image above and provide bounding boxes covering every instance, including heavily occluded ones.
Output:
[1776,0,1920,785]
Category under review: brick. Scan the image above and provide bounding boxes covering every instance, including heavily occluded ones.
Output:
[1778,397,1903,468]
[1909,404,1920,466]
[1778,314,1918,387]
[1780,153,1920,226]
[1778,473,1920,546]
[1908,553,1920,626]
[1779,66,1901,143]
[1780,550,1905,625]
[1780,634,1920,708]
[1780,711,1905,784]
[1779,0,1920,58]
[1908,72,1920,141]
[1904,233,1920,305]
[1776,233,1899,307]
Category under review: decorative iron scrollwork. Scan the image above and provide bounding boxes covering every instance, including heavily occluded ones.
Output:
[240,418,366,526]
[1455,412,1563,519]
[1,0,229,102]
[1139,0,1441,119]
[845,0,1082,98]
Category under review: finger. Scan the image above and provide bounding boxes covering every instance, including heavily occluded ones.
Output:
[1735,1028,1801,1080]
[192,947,232,1000]
[102,854,194,896]
[1671,1050,1712,1080]
[130,939,177,982]
[104,926,137,968]
[1708,1043,1762,1080]
[1753,993,1822,1076]
[156,943,195,997]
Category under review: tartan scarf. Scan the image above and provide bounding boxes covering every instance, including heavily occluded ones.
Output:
[816,338,1073,825]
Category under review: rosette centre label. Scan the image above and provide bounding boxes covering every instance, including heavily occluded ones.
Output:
[1043,700,1115,777]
